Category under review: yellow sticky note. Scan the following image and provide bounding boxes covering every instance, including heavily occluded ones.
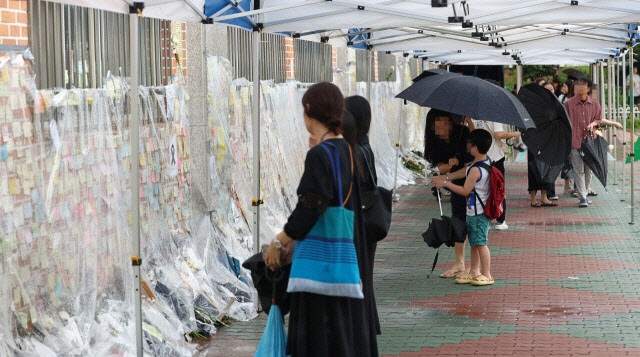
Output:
[8,179,17,195]
[1,70,8,83]
[242,87,249,106]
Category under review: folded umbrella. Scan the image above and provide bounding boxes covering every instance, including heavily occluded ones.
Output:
[397,74,535,129]
[422,189,466,277]
[242,254,291,316]
[254,268,290,357]
[517,83,572,166]
[580,133,609,188]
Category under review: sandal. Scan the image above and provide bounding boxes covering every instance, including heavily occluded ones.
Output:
[588,190,598,197]
[541,202,558,207]
[530,202,542,207]
[455,272,475,284]
[440,268,464,278]
[470,274,495,286]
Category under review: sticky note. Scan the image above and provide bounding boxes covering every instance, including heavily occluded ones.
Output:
[23,204,32,219]
[1,145,7,161]
[11,121,21,138]
[8,178,17,194]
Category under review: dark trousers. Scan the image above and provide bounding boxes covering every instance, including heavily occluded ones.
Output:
[494,158,506,224]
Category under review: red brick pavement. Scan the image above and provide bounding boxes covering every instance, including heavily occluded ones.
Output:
[405,285,640,328]
[489,230,630,250]
[385,331,640,357]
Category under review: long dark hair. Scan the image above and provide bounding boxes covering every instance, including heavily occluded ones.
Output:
[342,109,366,182]
[424,109,466,165]
[345,95,371,143]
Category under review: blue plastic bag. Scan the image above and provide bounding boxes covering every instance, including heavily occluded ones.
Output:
[254,305,289,357]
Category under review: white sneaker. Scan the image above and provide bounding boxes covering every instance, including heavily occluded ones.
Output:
[495,222,509,230]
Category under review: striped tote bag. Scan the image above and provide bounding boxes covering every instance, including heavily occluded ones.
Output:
[286,141,364,299]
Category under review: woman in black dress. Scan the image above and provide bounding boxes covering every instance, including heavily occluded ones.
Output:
[424,109,473,278]
[265,82,379,357]
[344,95,381,336]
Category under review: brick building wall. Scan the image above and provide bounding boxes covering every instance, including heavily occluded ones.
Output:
[285,36,294,79]
[0,0,29,54]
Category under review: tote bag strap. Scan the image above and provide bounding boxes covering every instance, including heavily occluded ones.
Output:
[319,141,354,207]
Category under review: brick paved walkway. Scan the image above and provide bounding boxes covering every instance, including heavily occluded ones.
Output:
[197,162,640,357]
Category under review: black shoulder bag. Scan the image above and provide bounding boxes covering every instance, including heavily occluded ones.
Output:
[359,146,392,242]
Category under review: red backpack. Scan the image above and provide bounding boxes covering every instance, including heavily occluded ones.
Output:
[471,161,505,220]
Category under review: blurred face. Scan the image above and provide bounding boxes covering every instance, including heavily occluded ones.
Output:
[561,84,568,94]
[434,116,451,140]
[574,83,590,97]
[544,83,554,93]
[635,67,638,74]
[303,110,318,148]
[467,142,478,156]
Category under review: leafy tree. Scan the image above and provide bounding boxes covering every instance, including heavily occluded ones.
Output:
[522,65,556,81]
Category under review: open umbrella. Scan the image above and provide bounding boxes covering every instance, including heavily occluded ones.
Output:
[396,74,535,129]
[516,83,572,166]
[254,268,290,357]
[412,68,457,83]
[580,133,609,188]
[422,189,466,277]
[562,68,588,80]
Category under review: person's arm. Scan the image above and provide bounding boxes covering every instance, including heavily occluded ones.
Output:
[436,167,481,197]
[431,166,466,186]
[265,147,333,267]
[596,118,623,129]
[493,131,521,140]
[464,117,475,131]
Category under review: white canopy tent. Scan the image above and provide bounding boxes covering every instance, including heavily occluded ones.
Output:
[27,0,640,355]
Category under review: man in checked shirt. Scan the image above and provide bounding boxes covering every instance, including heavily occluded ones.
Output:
[564,77,622,207]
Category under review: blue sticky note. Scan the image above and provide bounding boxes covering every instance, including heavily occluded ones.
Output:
[31,189,39,204]
[56,281,62,296]
[23,204,33,219]
[1,145,7,161]
[35,204,45,222]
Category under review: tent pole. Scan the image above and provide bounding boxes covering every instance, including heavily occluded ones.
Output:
[630,46,635,224]
[516,65,522,92]
[393,56,405,200]
[252,28,262,253]
[608,58,616,185]
[128,11,143,357]
[622,53,627,201]
[611,58,619,185]
[366,47,372,101]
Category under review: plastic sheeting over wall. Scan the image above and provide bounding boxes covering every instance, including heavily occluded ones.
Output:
[1,52,423,356]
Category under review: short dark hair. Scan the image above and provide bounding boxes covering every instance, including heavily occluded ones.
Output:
[301,82,345,134]
[574,77,593,88]
[469,129,492,154]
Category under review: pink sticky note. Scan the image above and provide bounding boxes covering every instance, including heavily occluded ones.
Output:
[177,158,181,170]
[139,185,144,198]
[53,207,60,221]
[149,139,154,151]
[23,229,32,244]
[77,203,84,219]
[211,127,215,137]
[179,190,184,201]
[151,171,156,183]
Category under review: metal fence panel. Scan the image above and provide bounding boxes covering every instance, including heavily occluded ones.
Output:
[227,27,286,83]
[294,38,331,84]
[28,0,170,89]
[377,52,397,82]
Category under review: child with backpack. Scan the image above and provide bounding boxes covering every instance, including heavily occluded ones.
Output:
[433,129,504,286]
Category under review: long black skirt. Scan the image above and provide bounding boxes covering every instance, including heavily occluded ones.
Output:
[286,292,379,357]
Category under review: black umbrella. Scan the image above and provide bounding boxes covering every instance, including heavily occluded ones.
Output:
[580,133,609,188]
[242,254,291,316]
[412,68,456,83]
[396,74,535,129]
[528,156,564,185]
[422,190,466,277]
[517,83,572,165]
[562,68,588,81]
